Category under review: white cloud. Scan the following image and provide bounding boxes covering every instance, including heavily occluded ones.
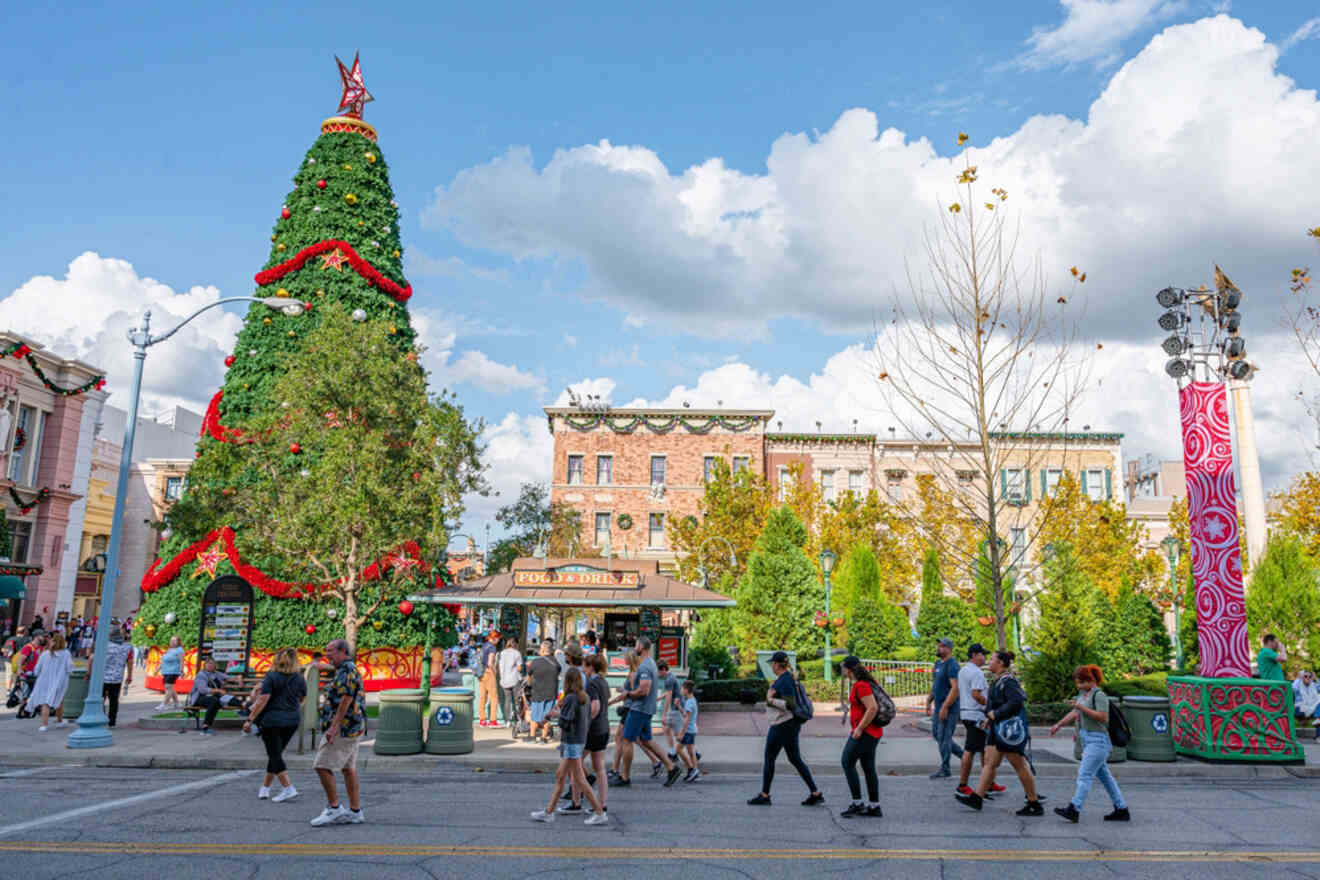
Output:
[556,378,618,406]
[1282,17,1320,52]
[0,252,242,414]
[1014,0,1188,70]
[563,334,578,348]
[460,411,555,534]
[435,349,545,395]
[425,16,1318,350]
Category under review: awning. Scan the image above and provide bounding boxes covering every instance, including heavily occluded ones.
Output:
[0,575,26,600]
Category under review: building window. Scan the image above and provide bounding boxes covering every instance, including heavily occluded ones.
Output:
[596,455,613,485]
[848,470,865,495]
[7,520,32,563]
[567,455,584,485]
[777,466,791,501]
[704,456,719,483]
[7,405,44,486]
[887,480,903,503]
[732,456,750,474]
[1005,468,1026,502]
[595,512,612,548]
[650,455,667,486]
[1083,468,1106,501]
[820,470,836,502]
[1010,528,1027,566]
[648,513,666,549]
[956,470,976,484]
[165,476,184,501]
[1044,468,1063,497]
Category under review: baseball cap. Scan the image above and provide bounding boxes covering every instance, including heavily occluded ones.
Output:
[770,650,791,665]
[967,642,987,658]
[937,637,953,648]
[841,656,862,671]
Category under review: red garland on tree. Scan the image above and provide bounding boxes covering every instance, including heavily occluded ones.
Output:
[253,239,412,303]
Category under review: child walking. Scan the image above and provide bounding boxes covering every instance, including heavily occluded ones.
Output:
[679,680,700,782]
[531,667,608,825]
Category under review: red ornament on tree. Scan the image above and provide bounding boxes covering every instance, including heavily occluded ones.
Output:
[398,599,414,616]
[224,355,235,367]
[289,442,301,454]
[281,207,291,219]
[305,624,316,635]
[317,179,327,189]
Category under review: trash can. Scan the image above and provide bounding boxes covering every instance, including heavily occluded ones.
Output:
[373,688,425,755]
[62,668,88,720]
[426,686,474,755]
[755,650,796,679]
[1120,695,1175,762]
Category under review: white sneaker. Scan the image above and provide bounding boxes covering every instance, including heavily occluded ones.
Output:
[584,812,609,825]
[57,720,68,727]
[257,786,271,800]
[310,805,348,827]
[339,808,364,824]
[530,810,556,823]
[273,786,299,803]
[38,725,48,732]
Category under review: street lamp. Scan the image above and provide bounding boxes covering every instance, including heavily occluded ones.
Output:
[819,548,838,683]
[1161,536,1184,671]
[68,297,306,749]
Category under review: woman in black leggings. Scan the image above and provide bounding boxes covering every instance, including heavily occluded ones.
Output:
[245,648,307,802]
[839,656,884,817]
[748,652,823,807]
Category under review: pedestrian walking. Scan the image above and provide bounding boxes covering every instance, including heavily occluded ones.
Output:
[497,637,524,733]
[582,653,613,812]
[476,630,501,727]
[656,660,684,775]
[531,667,608,824]
[926,637,963,778]
[157,636,185,710]
[89,626,135,728]
[617,637,682,787]
[607,649,640,783]
[839,656,884,818]
[246,648,307,803]
[678,679,700,782]
[955,651,1043,816]
[747,651,824,807]
[527,639,561,744]
[1050,665,1130,823]
[310,639,367,826]
[955,643,1003,797]
[26,631,74,731]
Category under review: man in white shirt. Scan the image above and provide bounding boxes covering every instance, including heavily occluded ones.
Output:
[956,643,990,796]
[1293,669,1320,736]
[496,638,524,730]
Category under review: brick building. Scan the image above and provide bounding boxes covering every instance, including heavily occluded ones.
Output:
[544,406,772,569]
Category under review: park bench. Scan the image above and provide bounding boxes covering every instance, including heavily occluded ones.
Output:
[181,670,266,730]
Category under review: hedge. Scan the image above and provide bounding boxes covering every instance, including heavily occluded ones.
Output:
[1104,672,1169,698]
[694,676,842,706]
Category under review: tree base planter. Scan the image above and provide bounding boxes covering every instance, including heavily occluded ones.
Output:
[140,645,443,694]
[1167,675,1303,764]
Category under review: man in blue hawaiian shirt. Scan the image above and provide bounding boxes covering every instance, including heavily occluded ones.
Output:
[311,639,367,827]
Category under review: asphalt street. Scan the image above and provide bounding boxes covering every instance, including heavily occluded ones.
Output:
[0,762,1317,879]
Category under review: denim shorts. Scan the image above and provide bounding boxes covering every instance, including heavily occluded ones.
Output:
[621,710,653,742]
[560,742,585,759]
[529,700,555,723]
[680,732,695,746]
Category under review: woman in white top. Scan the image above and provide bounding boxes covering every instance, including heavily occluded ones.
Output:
[27,631,75,731]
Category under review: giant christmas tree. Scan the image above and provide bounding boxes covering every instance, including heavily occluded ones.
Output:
[133,57,479,685]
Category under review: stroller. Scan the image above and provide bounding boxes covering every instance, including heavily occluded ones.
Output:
[511,679,532,740]
[6,672,35,719]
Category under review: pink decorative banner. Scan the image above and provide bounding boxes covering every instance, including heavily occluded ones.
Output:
[1179,382,1250,677]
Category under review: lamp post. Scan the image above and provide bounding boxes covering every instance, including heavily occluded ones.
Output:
[68,297,306,749]
[819,548,837,683]
[1162,536,1184,671]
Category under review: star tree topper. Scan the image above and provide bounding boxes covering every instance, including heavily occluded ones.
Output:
[336,52,374,119]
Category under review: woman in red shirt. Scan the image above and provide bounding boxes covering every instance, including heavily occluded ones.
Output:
[840,656,885,817]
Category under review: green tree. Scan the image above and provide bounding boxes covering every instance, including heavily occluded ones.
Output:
[913,595,977,661]
[1178,572,1198,672]
[848,597,912,658]
[831,543,883,644]
[1094,582,1171,677]
[139,108,482,655]
[670,458,772,587]
[1247,534,1320,675]
[487,482,588,571]
[733,506,824,660]
[1022,543,1101,702]
[920,548,943,603]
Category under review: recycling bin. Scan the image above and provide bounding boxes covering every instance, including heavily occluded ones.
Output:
[373,688,425,755]
[61,668,88,719]
[426,686,474,755]
[1119,695,1176,762]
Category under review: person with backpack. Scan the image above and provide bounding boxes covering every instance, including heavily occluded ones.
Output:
[747,651,824,807]
[1049,664,1130,823]
[954,651,1043,817]
[839,656,889,817]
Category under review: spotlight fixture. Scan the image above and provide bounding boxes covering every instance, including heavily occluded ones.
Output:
[1161,335,1188,356]
[1223,337,1246,359]
[1227,360,1252,380]
[1221,289,1242,311]
[1156,287,1184,308]
[1158,310,1187,332]
[1165,358,1190,379]
[1221,312,1242,333]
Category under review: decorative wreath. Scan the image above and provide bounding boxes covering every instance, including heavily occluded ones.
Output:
[682,515,699,530]
[11,426,25,453]
[616,513,633,530]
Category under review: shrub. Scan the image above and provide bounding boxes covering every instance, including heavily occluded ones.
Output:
[1106,672,1168,697]
[688,643,737,680]
[913,595,977,661]
[1021,543,1100,702]
[1247,533,1320,675]
[848,597,911,658]
[734,506,824,659]
[694,678,769,702]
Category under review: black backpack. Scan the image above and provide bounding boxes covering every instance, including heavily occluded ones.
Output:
[1099,691,1131,747]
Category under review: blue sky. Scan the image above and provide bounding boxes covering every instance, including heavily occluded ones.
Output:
[4,1,1319,531]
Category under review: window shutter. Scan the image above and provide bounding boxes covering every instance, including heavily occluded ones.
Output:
[1000,469,1007,499]
[1105,468,1113,501]
[1023,470,1032,502]
[1041,470,1048,498]
[1080,470,1088,497]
